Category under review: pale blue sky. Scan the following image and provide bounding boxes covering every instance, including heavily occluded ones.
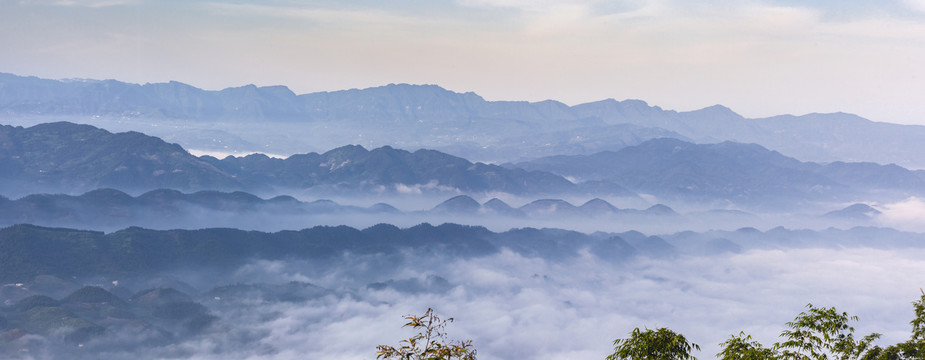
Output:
[2,0,924,124]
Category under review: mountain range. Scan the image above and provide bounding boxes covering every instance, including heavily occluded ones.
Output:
[2,221,924,357]
[4,222,924,286]
[0,188,674,231]
[0,121,593,198]
[0,122,237,195]
[3,73,925,167]
[199,143,583,196]
[432,195,678,218]
[510,138,925,206]
[0,188,398,231]
[3,71,925,360]
[2,121,923,209]
[0,187,888,233]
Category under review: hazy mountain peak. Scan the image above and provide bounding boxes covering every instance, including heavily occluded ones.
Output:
[483,198,509,207]
[322,144,369,157]
[621,98,653,107]
[579,198,619,213]
[77,188,134,202]
[645,204,678,215]
[222,83,259,91]
[384,83,444,90]
[147,80,195,87]
[575,98,653,109]
[685,104,742,119]
[257,85,297,98]
[822,203,882,220]
[219,83,297,99]
[433,195,481,214]
[519,199,582,217]
[336,83,463,98]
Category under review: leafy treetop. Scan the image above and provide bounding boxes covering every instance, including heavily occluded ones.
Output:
[376,308,476,360]
[607,327,700,360]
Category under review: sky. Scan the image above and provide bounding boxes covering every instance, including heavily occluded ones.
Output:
[1,0,925,125]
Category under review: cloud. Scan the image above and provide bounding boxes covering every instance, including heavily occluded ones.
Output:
[876,197,925,231]
[907,0,925,12]
[457,0,596,12]
[185,149,287,160]
[203,1,444,30]
[394,181,460,195]
[30,0,137,7]
[144,246,925,359]
[10,235,925,359]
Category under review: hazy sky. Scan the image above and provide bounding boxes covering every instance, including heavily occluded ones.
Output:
[2,0,924,124]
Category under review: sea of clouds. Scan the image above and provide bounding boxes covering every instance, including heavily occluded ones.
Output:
[34,244,922,360]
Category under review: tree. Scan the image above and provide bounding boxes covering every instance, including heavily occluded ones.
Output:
[718,294,925,360]
[911,291,925,343]
[858,291,925,360]
[717,332,778,360]
[776,304,880,360]
[606,327,700,360]
[376,308,477,360]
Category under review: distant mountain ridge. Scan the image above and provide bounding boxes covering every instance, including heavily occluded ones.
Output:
[200,144,581,195]
[0,121,239,194]
[4,72,925,167]
[0,223,603,283]
[2,121,923,208]
[432,195,677,218]
[1,187,887,233]
[511,138,925,206]
[0,188,398,230]
[3,223,924,285]
[0,121,592,197]
[0,73,305,121]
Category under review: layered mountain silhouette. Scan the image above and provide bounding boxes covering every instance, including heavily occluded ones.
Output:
[0,122,587,197]
[2,121,923,207]
[0,188,398,230]
[3,283,226,349]
[0,73,305,121]
[200,144,580,195]
[0,223,594,283]
[0,122,238,195]
[2,221,922,358]
[431,195,677,218]
[511,138,925,205]
[6,71,925,360]
[3,223,923,285]
[4,73,925,167]
[3,188,879,232]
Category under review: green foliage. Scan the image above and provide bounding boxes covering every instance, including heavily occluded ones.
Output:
[911,291,925,342]
[776,304,880,360]
[376,308,476,360]
[858,292,925,360]
[606,327,700,360]
[718,293,925,360]
[717,332,778,360]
